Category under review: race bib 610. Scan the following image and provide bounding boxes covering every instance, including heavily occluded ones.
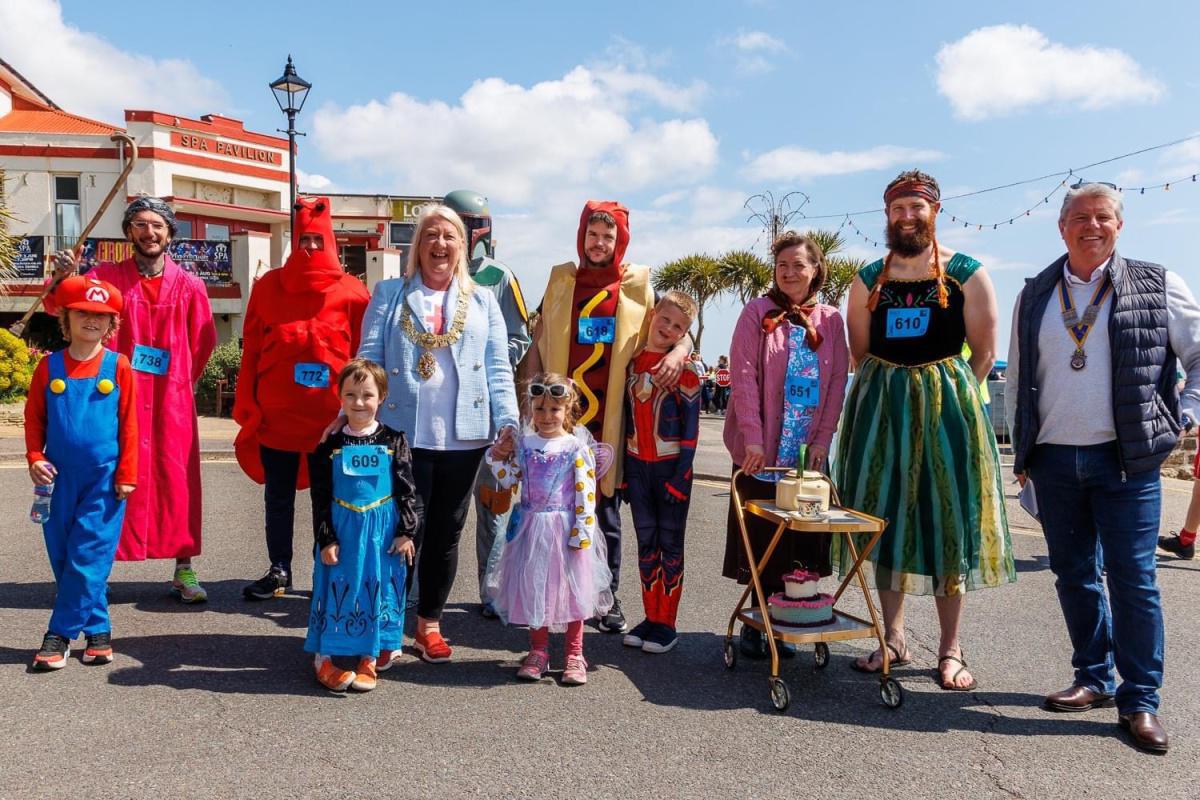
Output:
[885,307,931,338]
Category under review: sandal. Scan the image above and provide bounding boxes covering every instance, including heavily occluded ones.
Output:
[937,652,978,691]
[850,642,911,674]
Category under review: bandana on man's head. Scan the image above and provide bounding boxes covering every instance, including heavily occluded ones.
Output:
[884,179,940,206]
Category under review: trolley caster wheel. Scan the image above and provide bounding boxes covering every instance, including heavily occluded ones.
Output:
[880,677,904,709]
[769,677,791,712]
[814,642,830,670]
[724,640,737,670]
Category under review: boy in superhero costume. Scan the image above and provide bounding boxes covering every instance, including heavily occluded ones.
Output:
[522,200,691,632]
[621,291,701,654]
[234,196,371,599]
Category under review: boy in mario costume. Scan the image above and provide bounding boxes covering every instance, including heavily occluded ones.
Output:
[234,196,371,600]
[25,276,137,670]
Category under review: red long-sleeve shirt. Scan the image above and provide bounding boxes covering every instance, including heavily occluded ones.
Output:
[25,349,138,486]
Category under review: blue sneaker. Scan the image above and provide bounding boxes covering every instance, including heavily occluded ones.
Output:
[623,619,652,648]
[641,623,678,654]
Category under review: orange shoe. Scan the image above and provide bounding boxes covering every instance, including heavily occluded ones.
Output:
[414,630,452,663]
[351,658,378,691]
[314,657,355,692]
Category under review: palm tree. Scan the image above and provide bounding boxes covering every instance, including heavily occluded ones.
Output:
[652,253,729,351]
[804,228,867,307]
[717,249,772,305]
[0,169,20,288]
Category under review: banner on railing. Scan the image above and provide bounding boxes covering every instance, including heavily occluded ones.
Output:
[76,238,232,285]
[12,236,45,280]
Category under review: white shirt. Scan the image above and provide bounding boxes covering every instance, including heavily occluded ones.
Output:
[411,280,488,451]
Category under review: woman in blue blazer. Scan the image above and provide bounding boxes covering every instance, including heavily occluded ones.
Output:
[358,205,519,663]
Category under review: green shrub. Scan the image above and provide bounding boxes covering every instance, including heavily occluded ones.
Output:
[195,339,242,415]
[0,329,32,403]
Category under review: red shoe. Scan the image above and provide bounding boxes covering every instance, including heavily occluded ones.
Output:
[377,649,403,672]
[414,630,452,663]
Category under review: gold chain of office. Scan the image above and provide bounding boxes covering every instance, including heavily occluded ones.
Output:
[400,290,471,380]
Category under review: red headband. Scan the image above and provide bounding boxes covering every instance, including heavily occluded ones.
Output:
[884,179,940,206]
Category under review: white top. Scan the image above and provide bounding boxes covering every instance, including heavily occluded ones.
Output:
[1006,258,1200,446]
[412,280,488,451]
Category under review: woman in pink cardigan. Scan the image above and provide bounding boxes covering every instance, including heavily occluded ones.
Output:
[721,231,849,657]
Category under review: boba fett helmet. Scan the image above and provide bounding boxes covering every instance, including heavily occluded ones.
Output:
[443,189,493,261]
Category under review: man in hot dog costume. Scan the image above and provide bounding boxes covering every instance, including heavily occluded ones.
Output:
[48,196,216,604]
[441,189,531,616]
[522,200,690,632]
[234,196,370,600]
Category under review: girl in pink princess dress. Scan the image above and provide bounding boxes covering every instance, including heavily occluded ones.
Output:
[484,373,613,686]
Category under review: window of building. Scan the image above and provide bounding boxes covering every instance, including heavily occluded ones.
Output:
[205,223,230,241]
[175,219,194,239]
[54,175,81,245]
[389,222,414,249]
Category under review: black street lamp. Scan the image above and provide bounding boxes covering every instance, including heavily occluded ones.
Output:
[269,55,311,235]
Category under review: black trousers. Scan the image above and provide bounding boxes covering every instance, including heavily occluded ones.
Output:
[410,447,487,620]
[260,445,323,574]
[597,490,623,594]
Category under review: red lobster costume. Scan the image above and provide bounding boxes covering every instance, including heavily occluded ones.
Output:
[233,197,370,489]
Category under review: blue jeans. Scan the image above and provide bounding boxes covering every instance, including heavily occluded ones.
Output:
[1027,442,1164,714]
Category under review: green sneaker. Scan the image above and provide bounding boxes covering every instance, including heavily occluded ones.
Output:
[171,566,208,604]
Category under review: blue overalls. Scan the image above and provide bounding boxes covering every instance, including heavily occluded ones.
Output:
[42,349,126,639]
[304,443,406,657]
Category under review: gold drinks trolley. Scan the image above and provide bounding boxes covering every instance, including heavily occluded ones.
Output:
[725,468,903,712]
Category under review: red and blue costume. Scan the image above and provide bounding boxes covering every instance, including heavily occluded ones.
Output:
[623,350,701,630]
[25,278,137,641]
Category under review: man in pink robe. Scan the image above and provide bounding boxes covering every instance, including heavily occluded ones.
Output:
[49,197,217,602]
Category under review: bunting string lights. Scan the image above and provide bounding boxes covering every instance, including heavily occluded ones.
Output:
[799,132,1200,248]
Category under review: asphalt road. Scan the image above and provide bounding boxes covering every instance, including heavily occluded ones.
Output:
[1,446,1197,799]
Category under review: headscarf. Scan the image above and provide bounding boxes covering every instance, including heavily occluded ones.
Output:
[869,175,949,311]
[122,196,178,239]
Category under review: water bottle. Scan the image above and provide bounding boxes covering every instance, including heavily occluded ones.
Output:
[30,482,54,524]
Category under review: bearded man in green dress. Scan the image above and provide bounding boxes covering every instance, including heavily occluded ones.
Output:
[833,170,1016,691]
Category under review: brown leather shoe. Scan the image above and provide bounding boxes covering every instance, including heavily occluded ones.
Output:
[1044,685,1115,712]
[1119,712,1169,754]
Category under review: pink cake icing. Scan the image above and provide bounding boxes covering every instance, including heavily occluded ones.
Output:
[782,568,821,599]
[768,581,835,627]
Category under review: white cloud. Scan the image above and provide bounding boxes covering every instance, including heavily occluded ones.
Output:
[743,144,944,181]
[689,186,750,225]
[720,29,789,74]
[0,0,227,124]
[1157,137,1200,180]
[296,169,334,192]
[936,25,1164,121]
[311,66,716,206]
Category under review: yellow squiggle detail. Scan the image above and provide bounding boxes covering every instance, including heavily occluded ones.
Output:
[573,290,610,426]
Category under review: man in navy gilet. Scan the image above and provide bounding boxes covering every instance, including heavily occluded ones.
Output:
[1007,181,1200,754]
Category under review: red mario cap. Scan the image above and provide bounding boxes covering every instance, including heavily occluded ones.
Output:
[54,275,124,315]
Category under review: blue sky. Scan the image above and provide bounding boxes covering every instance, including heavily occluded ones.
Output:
[4,0,1197,360]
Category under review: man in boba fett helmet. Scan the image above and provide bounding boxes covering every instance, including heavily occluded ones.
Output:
[441,189,531,617]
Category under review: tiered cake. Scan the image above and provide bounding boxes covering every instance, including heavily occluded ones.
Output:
[766,569,835,627]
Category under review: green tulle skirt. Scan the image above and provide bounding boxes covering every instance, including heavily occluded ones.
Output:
[832,355,1016,596]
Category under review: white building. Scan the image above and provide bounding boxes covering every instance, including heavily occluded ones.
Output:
[1,56,289,342]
